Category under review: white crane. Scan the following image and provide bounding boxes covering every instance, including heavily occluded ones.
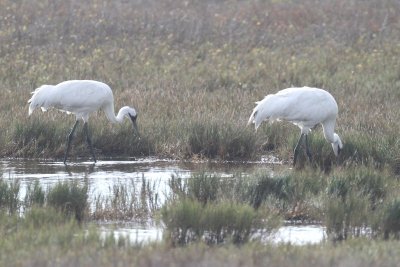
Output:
[248,87,343,165]
[28,80,139,164]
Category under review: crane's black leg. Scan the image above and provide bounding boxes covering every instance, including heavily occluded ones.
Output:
[293,133,304,166]
[83,122,97,163]
[305,134,312,162]
[64,120,79,165]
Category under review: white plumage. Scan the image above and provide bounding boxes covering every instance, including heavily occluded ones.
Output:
[248,87,343,165]
[28,80,139,164]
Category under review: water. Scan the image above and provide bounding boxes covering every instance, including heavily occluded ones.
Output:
[2,158,191,200]
[272,224,326,245]
[0,158,324,245]
[1,158,260,199]
[98,222,325,245]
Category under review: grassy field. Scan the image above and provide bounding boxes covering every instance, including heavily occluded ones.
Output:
[0,0,399,170]
[1,0,400,265]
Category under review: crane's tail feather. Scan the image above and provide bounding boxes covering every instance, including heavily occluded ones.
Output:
[248,100,264,128]
[247,110,261,130]
[28,85,54,115]
[247,111,256,126]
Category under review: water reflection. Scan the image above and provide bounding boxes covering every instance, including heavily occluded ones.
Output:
[1,158,275,203]
[97,222,326,246]
[97,222,163,245]
[272,224,326,245]
[1,158,320,245]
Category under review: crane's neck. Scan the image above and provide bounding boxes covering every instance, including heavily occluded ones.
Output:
[322,121,336,143]
[322,121,343,148]
[104,104,130,124]
[322,121,343,156]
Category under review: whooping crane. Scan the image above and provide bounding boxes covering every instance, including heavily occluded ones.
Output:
[28,80,139,164]
[247,87,343,165]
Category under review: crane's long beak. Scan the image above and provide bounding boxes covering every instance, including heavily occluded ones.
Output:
[129,114,140,139]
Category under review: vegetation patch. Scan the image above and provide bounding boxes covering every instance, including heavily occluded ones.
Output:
[161,199,264,245]
[0,0,398,172]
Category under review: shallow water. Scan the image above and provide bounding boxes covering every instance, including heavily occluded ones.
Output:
[1,158,272,201]
[0,158,324,245]
[272,224,326,245]
[98,222,325,245]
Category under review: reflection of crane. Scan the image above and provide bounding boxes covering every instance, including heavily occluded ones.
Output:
[28,80,139,164]
[248,87,342,165]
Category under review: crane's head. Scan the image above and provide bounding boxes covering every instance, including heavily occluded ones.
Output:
[122,106,140,138]
[129,113,139,136]
[331,133,343,157]
[129,111,140,138]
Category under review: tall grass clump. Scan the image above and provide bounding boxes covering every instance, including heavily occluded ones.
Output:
[93,124,153,158]
[338,133,398,170]
[168,172,244,204]
[0,178,20,214]
[164,172,281,245]
[381,199,400,239]
[24,180,45,208]
[0,207,90,266]
[324,167,392,241]
[8,118,69,158]
[47,181,88,222]
[92,178,160,221]
[241,170,326,221]
[180,173,220,204]
[161,199,262,245]
[288,132,340,172]
[186,121,257,160]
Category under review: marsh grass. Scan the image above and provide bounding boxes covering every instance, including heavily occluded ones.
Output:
[92,177,160,221]
[339,133,398,169]
[241,170,326,221]
[0,178,88,221]
[2,165,398,243]
[161,199,263,245]
[0,168,400,265]
[47,181,88,222]
[0,207,88,266]
[381,199,400,239]
[166,166,400,242]
[1,165,400,247]
[324,167,395,240]
[1,0,400,262]
[0,178,20,214]
[4,207,400,266]
[24,180,45,207]
[164,172,282,245]
[186,121,257,160]
[0,0,398,171]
